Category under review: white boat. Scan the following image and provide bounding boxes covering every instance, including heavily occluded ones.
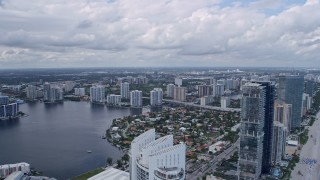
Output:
[87,150,92,153]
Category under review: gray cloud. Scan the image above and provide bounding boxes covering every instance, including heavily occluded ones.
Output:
[0,0,320,68]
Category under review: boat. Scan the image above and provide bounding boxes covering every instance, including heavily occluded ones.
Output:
[87,150,92,153]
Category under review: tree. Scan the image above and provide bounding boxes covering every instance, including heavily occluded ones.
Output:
[117,160,123,168]
[107,157,113,166]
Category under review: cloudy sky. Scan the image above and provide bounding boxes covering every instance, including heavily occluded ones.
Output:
[0,0,320,68]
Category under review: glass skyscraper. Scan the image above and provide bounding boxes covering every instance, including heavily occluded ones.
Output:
[277,75,304,130]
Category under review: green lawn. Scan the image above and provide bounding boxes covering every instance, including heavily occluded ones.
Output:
[71,168,104,180]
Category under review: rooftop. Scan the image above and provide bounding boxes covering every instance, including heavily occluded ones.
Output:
[88,167,129,180]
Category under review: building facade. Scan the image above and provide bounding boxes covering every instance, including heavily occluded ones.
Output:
[166,84,175,98]
[238,82,270,179]
[26,85,37,100]
[277,75,304,130]
[130,90,142,107]
[197,85,212,97]
[130,129,186,180]
[271,121,287,165]
[90,85,105,103]
[121,82,130,99]
[173,87,186,101]
[107,94,121,106]
[74,88,86,96]
[150,88,163,106]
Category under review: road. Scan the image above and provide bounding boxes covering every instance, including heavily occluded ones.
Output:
[162,99,241,112]
[186,139,240,179]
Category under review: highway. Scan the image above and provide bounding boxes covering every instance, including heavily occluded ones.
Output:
[186,139,240,179]
[161,99,241,112]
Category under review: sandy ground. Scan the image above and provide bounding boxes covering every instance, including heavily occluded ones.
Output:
[291,113,320,180]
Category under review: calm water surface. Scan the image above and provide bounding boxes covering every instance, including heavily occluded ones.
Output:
[0,101,132,179]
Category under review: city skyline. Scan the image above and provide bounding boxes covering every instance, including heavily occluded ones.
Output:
[0,0,320,68]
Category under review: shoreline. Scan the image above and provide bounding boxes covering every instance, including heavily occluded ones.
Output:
[291,112,320,180]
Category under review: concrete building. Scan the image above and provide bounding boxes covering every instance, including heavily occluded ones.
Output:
[238,82,275,179]
[26,85,37,100]
[130,90,142,107]
[278,75,304,130]
[0,162,30,179]
[200,96,214,106]
[302,93,312,115]
[175,78,183,87]
[130,129,186,180]
[221,96,230,109]
[107,94,121,106]
[197,85,211,97]
[166,84,175,98]
[90,85,105,104]
[274,100,292,131]
[43,83,63,103]
[213,83,224,97]
[150,88,163,106]
[120,82,130,99]
[209,78,216,85]
[271,121,287,165]
[173,87,186,101]
[74,88,85,96]
[88,167,129,180]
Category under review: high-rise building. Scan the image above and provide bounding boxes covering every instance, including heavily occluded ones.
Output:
[0,103,19,119]
[238,82,275,179]
[107,94,121,106]
[74,88,86,96]
[166,84,175,98]
[214,83,225,97]
[175,78,183,87]
[278,75,304,129]
[221,96,230,109]
[26,85,37,100]
[130,90,142,107]
[271,121,287,165]
[305,80,314,97]
[0,96,9,105]
[198,85,212,97]
[302,93,312,115]
[150,88,163,106]
[43,83,63,103]
[90,85,105,103]
[121,82,130,99]
[200,96,214,106]
[274,100,292,130]
[209,78,216,85]
[174,87,186,101]
[130,129,186,180]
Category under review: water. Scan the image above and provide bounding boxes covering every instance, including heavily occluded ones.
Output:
[0,101,132,179]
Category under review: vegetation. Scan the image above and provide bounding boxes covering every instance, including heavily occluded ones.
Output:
[71,168,104,180]
[299,129,309,145]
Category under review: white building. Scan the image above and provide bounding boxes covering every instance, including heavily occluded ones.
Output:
[271,121,288,165]
[130,90,142,107]
[26,85,37,100]
[88,167,129,180]
[130,129,186,180]
[174,87,186,101]
[74,88,85,96]
[213,83,224,97]
[43,83,63,103]
[200,96,214,106]
[221,96,230,109]
[302,93,312,115]
[0,162,30,179]
[174,78,183,87]
[121,82,130,99]
[150,88,163,106]
[90,85,105,103]
[107,94,121,106]
[166,84,175,98]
